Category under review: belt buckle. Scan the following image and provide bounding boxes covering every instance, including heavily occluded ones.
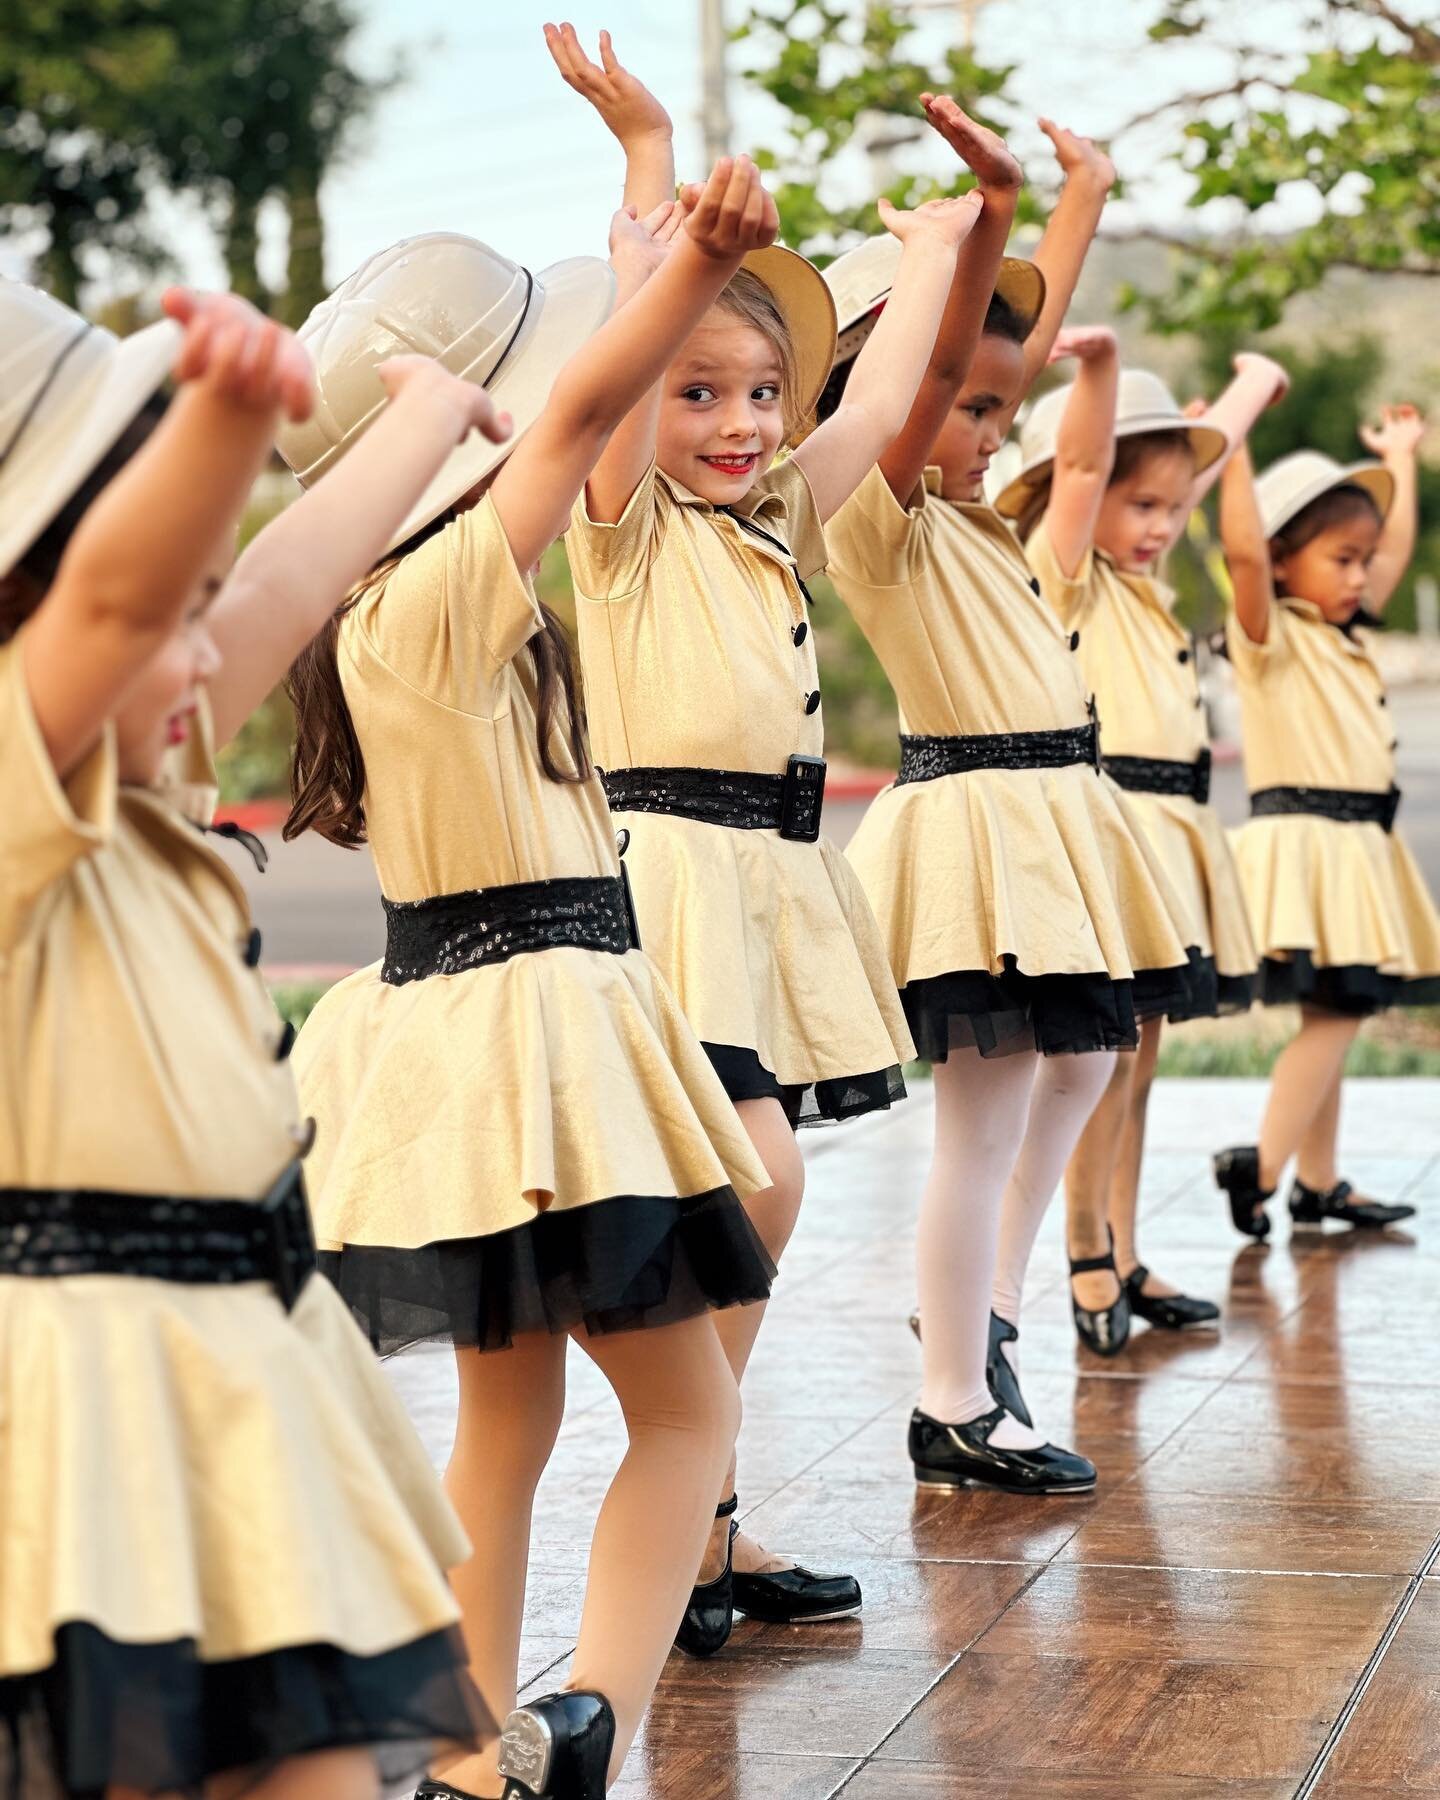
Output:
[1085,701,1102,774]
[1383,786,1401,832]
[260,1160,315,1309]
[780,754,826,843]
[1195,748,1213,806]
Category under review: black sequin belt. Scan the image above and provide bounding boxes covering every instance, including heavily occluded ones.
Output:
[381,873,636,985]
[1250,784,1401,833]
[1103,750,1212,805]
[896,721,1100,786]
[600,760,826,843]
[0,1160,315,1308]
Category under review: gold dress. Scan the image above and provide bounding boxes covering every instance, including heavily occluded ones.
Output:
[1026,519,1256,1015]
[826,467,1201,1057]
[294,496,773,1354]
[565,460,914,1123]
[0,636,483,1796]
[1227,600,1440,1010]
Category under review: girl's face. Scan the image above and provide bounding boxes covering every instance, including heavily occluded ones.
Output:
[1274,512,1382,624]
[931,332,1027,503]
[114,562,224,784]
[1093,444,1194,574]
[656,313,787,504]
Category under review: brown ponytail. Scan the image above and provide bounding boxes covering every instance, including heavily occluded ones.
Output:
[283,512,592,848]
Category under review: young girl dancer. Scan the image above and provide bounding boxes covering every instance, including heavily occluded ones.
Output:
[1214,414,1440,1236]
[281,164,783,1800]
[0,280,506,1798]
[552,26,979,1646]
[823,99,1203,1492]
[998,342,1287,1350]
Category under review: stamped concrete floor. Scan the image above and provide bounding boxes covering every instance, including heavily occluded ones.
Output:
[389,1078,1440,1800]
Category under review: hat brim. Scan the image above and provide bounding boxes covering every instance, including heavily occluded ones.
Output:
[381,255,617,553]
[833,251,1044,353]
[0,318,181,575]
[995,414,1230,520]
[741,244,838,431]
[1261,460,1395,539]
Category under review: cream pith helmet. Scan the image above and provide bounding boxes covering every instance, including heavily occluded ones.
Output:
[0,280,180,575]
[1255,449,1394,541]
[737,243,838,428]
[821,232,1046,365]
[277,232,615,550]
[995,367,1230,520]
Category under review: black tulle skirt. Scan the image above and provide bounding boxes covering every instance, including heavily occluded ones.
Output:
[0,1621,487,1799]
[319,1185,776,1357]
[702,1042,907,1128]
[1256,951,1440,1017]
[901,950,1205,1060]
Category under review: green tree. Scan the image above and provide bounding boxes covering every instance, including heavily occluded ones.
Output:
[1124,0,1440,333]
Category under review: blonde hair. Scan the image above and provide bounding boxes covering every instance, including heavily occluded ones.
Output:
[712,269,801,437]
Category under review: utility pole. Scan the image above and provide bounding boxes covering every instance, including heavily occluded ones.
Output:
[700,0,732,163]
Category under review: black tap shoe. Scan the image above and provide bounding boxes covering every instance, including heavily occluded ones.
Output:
[986,1310,1033,1426]
[733,1559,862,1623]
[674,1495,737,1658]
[1122,1263,1220,1330]
[1213,1144,1274,1239]
[1068,1232,1131,1357]
[1289,1176,1416,1230]
[416,1780,494,1800]
[498,1690,615,1800]
[909,1406,1096,1494]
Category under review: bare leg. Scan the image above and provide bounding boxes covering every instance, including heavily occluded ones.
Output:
[702,1095,804,1581]
[1258,1007,1362,1190]
[1294,1055,1345,1191]
[1062,1052,1135,1313]
[570,1315,741,1781]
[438,1333,569,1794]
[1107,1018,1173,1292]
[210,1751,378,1799]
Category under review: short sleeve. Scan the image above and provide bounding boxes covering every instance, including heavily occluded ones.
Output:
[825,464,927,589]
[566,464,665,602]
[0,634,115,951]
[754,457,828,582]
[1026,520,1098,631]
[350,493,544,708]
[1226,603,1282,681]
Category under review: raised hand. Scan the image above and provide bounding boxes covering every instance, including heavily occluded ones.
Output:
[609,198,685,288]
[679,156,780,261]
[375,356,513,445]
[161,288,313,422]
[1360,402,1427,462]
[877,189,984,250]
[543,22,671,145]
[1038,118,1115,193]
[1232,350,1290,409]
[919,94,1022,191]
[1048,323,1118,364]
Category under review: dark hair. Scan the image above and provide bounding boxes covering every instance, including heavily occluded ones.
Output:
[284,509,593,848]
[1269,483,1383,585]
[983,291,1030,346]
[0,397,166,646]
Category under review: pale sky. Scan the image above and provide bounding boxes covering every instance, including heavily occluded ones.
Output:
[8,0,1355,302]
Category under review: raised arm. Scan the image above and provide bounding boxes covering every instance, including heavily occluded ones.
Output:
[1359,403,1426,610]
[1179,351,1290,530]
[791,193,978,523]
[544,24,675,214]
[1043,326,1119,578]
[1007,119,1115,417]
[21,291,312,779]
[1219,441,1274,646]
[877,97,1022,505]
[207,361,512,747]
[493,157,777,567]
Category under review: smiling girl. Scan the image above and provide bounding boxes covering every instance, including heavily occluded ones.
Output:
[1213,417,1440,1239]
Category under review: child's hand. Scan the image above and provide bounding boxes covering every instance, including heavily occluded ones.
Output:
[1360,402,1427,462]
[162,287,313,421]
[1048,324,1117,364]
[609,199,685,284]
[877,189,984,250]
[543,23,671,146]
[1038,118,1115,192]
[1232,350,1290,409]
[375,356,513,445]
[678,156,779,261]
[919,94,1022,192]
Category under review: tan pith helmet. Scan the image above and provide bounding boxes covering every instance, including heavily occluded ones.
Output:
[821,232,1046,366]
[738,243,838,430]
[1256,449,1394,541]
[0,280,180,576]
[995,367,1229,520]
[277,232,615,550]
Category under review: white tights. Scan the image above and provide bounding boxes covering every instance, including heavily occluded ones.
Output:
[917,1047,1115,1443]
